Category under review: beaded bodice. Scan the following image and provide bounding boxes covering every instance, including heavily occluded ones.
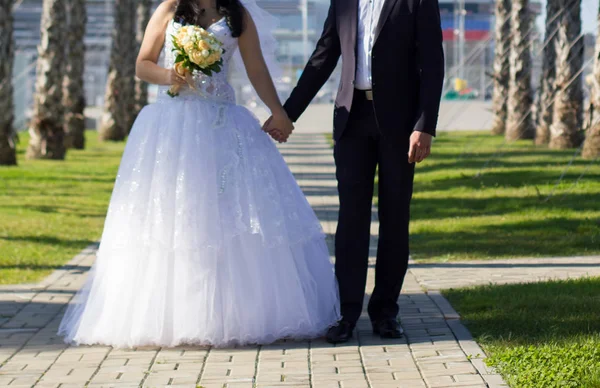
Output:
[158,18,238,103]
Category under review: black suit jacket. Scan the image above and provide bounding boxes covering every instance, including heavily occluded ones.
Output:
[283,0,445,140]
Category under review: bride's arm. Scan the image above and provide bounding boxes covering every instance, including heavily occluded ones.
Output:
[136,0,185,86]
[238,11,293,133]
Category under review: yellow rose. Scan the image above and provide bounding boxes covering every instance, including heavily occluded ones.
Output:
[174,62,187,77]
[182,42,194,54]
[190,51,205,66]
[198,40,210,50]
[175,32,186,45]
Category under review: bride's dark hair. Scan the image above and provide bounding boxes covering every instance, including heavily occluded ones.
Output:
[174,0,245,37]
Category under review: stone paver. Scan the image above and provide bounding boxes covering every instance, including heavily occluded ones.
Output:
[0,133,516,387]
[409,256,600,291]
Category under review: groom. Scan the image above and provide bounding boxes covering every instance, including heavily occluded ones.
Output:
[265,0,444,343]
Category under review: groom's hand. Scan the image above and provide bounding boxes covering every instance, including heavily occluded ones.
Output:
[408,131,432,163]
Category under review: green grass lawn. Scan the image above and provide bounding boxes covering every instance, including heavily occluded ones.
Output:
[445,278,600,387]
[408,132,600,261]
[0,131,124,284]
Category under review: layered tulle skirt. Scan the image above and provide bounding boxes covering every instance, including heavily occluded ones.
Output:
[58,97,340,348]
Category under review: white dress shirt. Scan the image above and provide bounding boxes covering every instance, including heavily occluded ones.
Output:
[355,0,386,90]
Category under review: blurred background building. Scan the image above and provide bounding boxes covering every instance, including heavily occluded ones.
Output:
[9,0,595,129]
[441,0,543,100]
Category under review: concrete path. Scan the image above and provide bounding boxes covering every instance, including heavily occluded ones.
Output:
[410,256,600,291]
[0,133,524,388]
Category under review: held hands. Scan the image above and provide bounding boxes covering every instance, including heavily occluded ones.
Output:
[408,131,433,164]
[262,111,294,143]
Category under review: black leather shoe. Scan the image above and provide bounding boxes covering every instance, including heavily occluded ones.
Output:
[326,320,355,344]
[372,319,404,339]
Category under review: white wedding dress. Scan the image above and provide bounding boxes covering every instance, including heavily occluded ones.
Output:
[58,18,340,348]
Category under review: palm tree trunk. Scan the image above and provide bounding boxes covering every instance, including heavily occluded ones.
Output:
[535,0,560,144]
[549,0,584,149]
[0,0,16,166]
[134,0,152,117]
[123,0,138,132]
[63,0,87,150]
[582,3,600,159]
[506,0,535,141]
[490,0,511,135]
[99,0,136,141]
[27,0,67,160]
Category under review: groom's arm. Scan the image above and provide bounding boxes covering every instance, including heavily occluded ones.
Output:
[412,0,445,137]
[283,1,341,122]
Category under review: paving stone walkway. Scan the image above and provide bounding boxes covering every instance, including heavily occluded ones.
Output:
[5,133,599,387]
[409,256,600,291]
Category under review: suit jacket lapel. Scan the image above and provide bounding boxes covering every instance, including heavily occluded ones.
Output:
[374,0,399,42]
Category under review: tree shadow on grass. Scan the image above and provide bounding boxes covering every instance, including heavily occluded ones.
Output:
[416,156,596,175]
[0,235,96,249]
[0,263,91,272]
[0,204,106,219]
[414,168,600,192]
[410,218,600,259]
[411,192,600,221]
[1,175,117,185]
[308,192,600,260]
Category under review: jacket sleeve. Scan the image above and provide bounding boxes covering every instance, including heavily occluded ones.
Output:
[283,0,341,122]
[412,0,445,136]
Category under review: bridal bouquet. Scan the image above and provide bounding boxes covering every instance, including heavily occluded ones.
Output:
[168,25,225,97]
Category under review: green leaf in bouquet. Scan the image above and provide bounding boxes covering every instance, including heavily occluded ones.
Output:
[175,54,185,63]
[198,68,211,76]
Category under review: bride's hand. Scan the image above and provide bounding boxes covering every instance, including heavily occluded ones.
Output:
[165,68,187,86]
[265,111,294,143]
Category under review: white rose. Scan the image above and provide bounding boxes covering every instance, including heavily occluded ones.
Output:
[202,49,210,58]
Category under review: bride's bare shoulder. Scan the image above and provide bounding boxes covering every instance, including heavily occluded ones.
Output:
[153,0,178,22]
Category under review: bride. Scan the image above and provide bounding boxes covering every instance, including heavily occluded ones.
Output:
[58,0,340,348]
